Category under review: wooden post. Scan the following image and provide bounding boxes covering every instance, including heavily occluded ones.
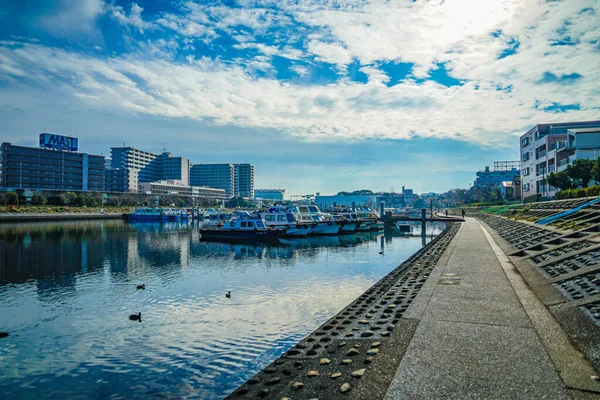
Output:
[421,208,426,242]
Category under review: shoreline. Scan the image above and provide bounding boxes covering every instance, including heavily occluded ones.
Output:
[226,222,460,399]
[0,213,125,223]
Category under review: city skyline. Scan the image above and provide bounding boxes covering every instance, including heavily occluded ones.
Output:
[1,0,598,195]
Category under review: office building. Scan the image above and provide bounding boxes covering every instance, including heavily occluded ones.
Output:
[520,121,600,199]
[234,163,254,198]
[255,189,285,201]
[474,162,520,188]
[0,134,105,191]
[138,180,226,199]
[108,147,189,192]
[190,164,235,197]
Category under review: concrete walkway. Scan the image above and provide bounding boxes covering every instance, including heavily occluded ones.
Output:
[386,218,570,399]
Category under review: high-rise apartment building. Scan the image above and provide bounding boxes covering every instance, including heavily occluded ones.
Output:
[190,164,235,197]
[0,135,105,191]
[108,147,189,192]
[190,163,255,198]
[520,121,600,199]
[235,163,254,198]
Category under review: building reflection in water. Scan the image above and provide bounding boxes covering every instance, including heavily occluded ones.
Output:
[0,220,446,290]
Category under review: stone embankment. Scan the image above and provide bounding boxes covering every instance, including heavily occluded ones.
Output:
[477,209,600,377]
[228,199,600,399]
[227,223,460,399]
[0,212,124,223]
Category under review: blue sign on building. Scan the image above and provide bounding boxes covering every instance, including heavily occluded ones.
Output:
[39,133,78,151]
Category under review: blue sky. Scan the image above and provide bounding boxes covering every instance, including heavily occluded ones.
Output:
[0,0,599,196]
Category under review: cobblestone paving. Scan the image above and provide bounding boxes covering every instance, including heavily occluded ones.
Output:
[226,224,459,400]
[555,272,600,300]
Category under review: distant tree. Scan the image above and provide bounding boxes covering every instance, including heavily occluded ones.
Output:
[591,157,600,184]
[545,172,572,191]
[31,191,46,205]
[473,184,502,202]
[566,159,594,188]
[4,191,19,206]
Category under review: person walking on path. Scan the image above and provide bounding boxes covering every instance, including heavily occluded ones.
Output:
[461,209,466,219]
[445,209,448,217]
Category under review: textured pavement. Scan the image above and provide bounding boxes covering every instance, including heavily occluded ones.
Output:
[386,218,569,399]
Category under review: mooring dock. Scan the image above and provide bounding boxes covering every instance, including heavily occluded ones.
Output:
[228,212,600,399]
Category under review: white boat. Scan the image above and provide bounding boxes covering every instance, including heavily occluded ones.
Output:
[199,211,280,241]
[337,212,361,233]
[261,207,315,238]
[297,205,342,236]
[355,207,379,232]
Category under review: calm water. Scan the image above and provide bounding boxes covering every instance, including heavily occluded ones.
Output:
[0,220,443,399]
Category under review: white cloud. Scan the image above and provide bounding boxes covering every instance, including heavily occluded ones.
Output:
[307,41,352,66]
[1,0,599,150]
[109,2,154,34]
[40,0,105,37]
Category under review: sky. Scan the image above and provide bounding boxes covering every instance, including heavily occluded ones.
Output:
[0,0,599,196]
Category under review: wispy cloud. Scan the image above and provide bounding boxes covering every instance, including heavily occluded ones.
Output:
[0,0,599,151]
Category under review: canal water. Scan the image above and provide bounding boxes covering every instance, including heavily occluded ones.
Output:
[0,220,444,399]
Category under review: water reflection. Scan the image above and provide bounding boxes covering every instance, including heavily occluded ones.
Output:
[0,220,443,399]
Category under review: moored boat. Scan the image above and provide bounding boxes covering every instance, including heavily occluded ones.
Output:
[199,211,280,241]
[261,207,315,238]
[297,205,342,236]
[125,207,189,222]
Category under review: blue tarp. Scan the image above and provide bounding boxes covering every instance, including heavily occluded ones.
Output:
[537,197,600,225]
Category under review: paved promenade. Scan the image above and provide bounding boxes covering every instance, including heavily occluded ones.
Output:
[386,218,596,399]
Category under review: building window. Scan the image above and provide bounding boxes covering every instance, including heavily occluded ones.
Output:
[522,153,530,162]
[521,137,530,147]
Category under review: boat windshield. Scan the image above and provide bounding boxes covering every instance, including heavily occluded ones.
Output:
[308,206,319,213]
[286,213,296,222]
[255,220,265,229]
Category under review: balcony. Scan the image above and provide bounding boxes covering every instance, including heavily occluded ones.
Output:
[548,165,555,173]
[536,150,547,159]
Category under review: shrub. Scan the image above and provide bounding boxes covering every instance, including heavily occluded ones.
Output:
[31,191,46,205]
[585,185,600,197]
[4,191,19,205]
[573,188,587,198]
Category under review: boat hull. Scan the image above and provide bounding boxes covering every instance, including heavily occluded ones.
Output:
[310,222,341,236]
[199,229,280,241]
[339,222,357,233]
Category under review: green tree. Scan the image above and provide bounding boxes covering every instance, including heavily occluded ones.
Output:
[591,157,600,183]
[566,159,594,188]
[545,171,572,191]
[31,191,46,205]
[5,191,19,205]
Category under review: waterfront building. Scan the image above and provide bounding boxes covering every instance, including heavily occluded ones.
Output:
[0,135,105,191]
[474,162,520,188]
[190,164,235,197]
[234,163,255,198]
[109,147,190,192]
[138,180,226,199]
[255,189,285,201]
[520,121,600,199]
[190,163,254,198]
[315,193,378,209]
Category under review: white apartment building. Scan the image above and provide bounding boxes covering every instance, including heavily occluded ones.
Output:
[520,121,600,200]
